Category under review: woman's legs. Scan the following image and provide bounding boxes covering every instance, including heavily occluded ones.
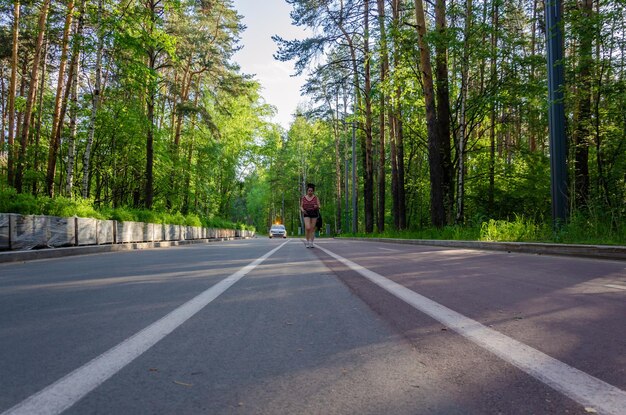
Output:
[309,217,315,245]
[303,217,315,245]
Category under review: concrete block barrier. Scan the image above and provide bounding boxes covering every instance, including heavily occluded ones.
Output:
[0,214,9,250]
[97,220,116,245]
[0,213,254,258]
[116,221,144,243]
[8,214,75,250]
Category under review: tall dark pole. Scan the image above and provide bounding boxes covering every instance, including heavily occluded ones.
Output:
[545,0,568,226]
[352,121,357,233]
[345,158,349,232]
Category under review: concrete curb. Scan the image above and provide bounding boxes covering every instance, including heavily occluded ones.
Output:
[0,237,251,264]
[339,237,626,261]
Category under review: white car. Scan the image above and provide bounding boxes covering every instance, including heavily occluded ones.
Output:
[269,224,287,238]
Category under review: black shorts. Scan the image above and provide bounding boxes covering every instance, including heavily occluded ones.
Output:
[303,211,319,218]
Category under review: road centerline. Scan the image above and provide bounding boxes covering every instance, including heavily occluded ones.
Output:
[317,244,626,415]
[2,241,289,415]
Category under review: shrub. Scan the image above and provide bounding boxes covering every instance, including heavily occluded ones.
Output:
[185,214,203,227]
[0,190,249,232]
[0,189,40,215]
[479,215,547,242]
[107,207,135,222]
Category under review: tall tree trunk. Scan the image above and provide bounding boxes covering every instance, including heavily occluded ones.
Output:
[182,91,199,213]
[174,59,192,148]
[390,116,399,230]
[15,57,27,164]
[66,1,85,196]
[396,115,406,228]
[167,59,192,209]
[362,0,374,233]
[391,0,406,230]
[376,0,389,233]
[488,1,499,216]
[334,96,342,234]
[434,0,453,224]
[456,0,472,224]
[15,0,50,193]
[414,0,446,227]
[529,0,539,152]
[573,0,593,208]
[1,65,5,161]
[332,4,362,232]
[389,2,400,230]
[65,59,79,197]
[7,0,20,187]
[46,0,76,197]
[83,0,105,198]
[144,0,159,209]
[146,83,156,209]
[593,1,608,207]
[32,37,49,195]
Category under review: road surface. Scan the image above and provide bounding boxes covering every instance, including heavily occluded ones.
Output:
[0,238,624,414]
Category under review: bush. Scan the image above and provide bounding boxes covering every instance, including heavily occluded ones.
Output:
[0,190,253,232]
[185,214,203,227]
[555,209,625,245]
[479,215,547,242]
[107,207,135,222]
[0,189,40,215]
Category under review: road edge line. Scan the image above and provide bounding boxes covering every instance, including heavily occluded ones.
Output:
[317,244,626,415]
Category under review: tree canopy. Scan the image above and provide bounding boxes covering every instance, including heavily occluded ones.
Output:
[1,0,625,241]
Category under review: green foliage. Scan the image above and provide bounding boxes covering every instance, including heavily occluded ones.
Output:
[0,189,40,215]
[43,197,106,220]
[479,215,548,242]
[342,214,626,246]
[350,225,481,242]
[0,190,105,219]
[101,207,135,223]
[3,0,626,246]
[0,190,252,231]
[554,209,626,245]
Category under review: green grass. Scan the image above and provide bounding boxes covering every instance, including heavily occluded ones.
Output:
[0,189,255,232]
[341,213,626,246]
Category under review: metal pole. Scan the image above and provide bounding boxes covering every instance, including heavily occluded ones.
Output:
[545,0,568,226]
[351,121,357,233]
[345,158,349,233]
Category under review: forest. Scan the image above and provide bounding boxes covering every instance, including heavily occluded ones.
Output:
[1,0,625,242]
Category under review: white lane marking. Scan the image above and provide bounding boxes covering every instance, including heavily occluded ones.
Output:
[604,284,626,291]
[317,244,626,415]
[3,241,289,415]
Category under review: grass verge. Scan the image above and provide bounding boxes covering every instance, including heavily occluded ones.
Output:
[0,189,255,232]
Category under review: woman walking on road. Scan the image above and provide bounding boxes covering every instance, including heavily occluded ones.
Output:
[300,183,320,248]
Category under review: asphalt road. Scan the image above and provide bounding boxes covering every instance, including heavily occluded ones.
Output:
[0,238,624,414]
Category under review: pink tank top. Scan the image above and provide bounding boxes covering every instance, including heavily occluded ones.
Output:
[301,195,319,213]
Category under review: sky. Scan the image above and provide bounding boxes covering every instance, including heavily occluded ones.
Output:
[231,0,309,130]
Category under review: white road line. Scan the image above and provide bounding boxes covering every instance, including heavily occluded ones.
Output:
[317,244,626,415]
[2,241,289,415]
[604,284,626,291]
